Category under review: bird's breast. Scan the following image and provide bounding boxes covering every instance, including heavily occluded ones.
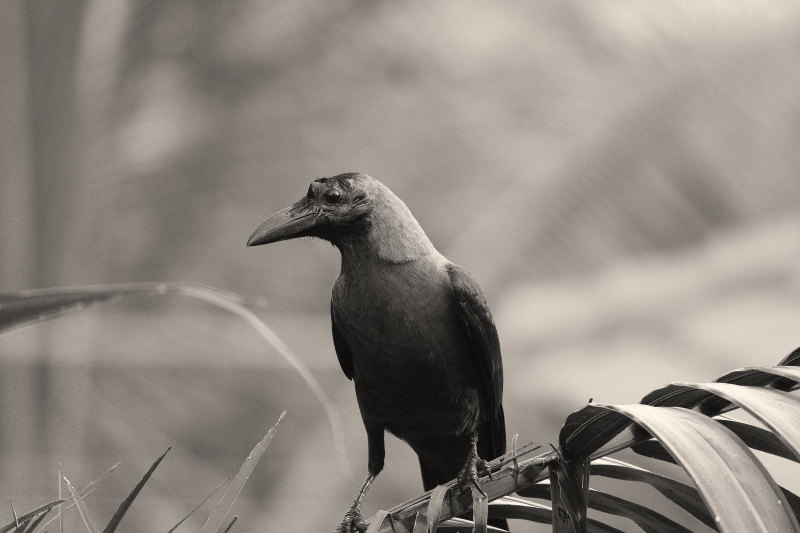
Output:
[331,256,481,435]
[333,258,457,368]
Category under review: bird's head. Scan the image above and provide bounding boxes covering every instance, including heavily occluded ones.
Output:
[247,173,434,262]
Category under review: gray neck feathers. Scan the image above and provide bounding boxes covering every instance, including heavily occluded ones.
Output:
[369,192,435,263]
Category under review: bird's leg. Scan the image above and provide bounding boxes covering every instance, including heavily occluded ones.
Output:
[457,433,492,497]
[334,474,374,533]
[335,425,384,533]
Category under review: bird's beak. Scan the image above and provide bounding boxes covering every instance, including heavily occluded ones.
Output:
[246,203,323,247]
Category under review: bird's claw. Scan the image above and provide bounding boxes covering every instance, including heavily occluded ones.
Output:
[457,457,491,498]
[334,506,367,533]
[479,458,494,480]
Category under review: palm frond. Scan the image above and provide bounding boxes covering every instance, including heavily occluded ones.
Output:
[367,347,800,532]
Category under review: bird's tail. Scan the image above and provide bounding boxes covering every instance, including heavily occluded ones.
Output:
[480,403,507,464]
[481,405,511,531]
[417,407,511,531]
[418,456,451,492]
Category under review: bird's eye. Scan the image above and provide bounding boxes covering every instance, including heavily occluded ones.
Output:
[323,190,342,204]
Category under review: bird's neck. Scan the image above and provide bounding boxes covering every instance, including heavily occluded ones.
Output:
[337,198,437,267]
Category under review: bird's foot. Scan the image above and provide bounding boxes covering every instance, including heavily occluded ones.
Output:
[334,504,367,533]
[457,453,492,497]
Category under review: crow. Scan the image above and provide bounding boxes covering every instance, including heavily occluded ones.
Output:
[247,173,506,532]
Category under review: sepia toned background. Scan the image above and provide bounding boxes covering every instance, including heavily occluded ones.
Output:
[2,1,800,531]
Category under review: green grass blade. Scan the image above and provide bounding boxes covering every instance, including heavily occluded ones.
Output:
[200,412,284,533]
[101,447,170,533]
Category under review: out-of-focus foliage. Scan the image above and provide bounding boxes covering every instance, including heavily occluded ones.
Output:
[2,1,800,531]
[6,1,800,306]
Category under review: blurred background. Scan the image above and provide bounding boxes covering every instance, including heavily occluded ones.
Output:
[2,1,800,531]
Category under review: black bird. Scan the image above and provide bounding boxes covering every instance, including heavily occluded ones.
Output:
[247,173,506,532]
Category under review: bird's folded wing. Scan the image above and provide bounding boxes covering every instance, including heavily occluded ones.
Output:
[331,301,354,380]
[446,263,506,453]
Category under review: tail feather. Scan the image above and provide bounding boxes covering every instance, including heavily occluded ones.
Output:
[419,456,449,492]
[481,404,506,462]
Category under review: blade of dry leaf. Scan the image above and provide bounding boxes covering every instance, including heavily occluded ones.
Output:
[435,518,507,532]
[0,283,346,469]
[0,500,65,533]
[674,382,800,461]
[167,476,231,533]
[591,457,713,529]
[221,515,238,533]
[20,509,51,533]
[364,511,390,533]
[425,485,451,532]
[9,501,18,531]
[200,411,285,533]
[472,489,488,533]
[410,512,427,533]
[33,462,119,533]
[101,446,171,533]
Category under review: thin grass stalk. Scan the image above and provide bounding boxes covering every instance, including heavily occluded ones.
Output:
[33,461,118,533]
[8,502,18,531]
[63,477,100,533]
[58,462,63,533]
[166,476,231,533]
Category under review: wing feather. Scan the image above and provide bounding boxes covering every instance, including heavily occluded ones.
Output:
[446,263,506,455]
[330,301,354,380]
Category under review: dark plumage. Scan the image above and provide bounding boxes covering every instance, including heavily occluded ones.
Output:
[247,173,506,532]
